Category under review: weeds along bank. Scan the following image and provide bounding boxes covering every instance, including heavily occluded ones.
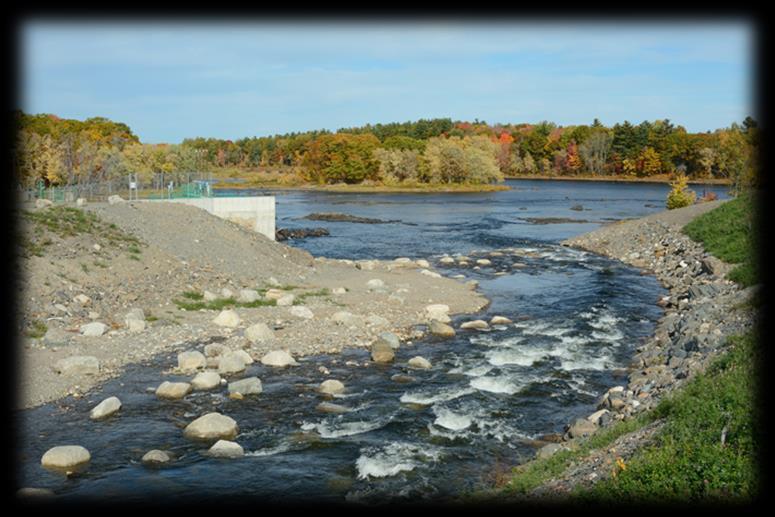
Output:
[493,195,759,500]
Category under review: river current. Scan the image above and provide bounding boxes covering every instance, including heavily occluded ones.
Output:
[15,180,730,503]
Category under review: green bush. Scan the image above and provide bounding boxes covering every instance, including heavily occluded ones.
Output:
[666,174,697,209]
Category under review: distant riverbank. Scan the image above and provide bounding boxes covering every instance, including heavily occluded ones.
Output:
[504,174,732,186]
[212,179,511,193]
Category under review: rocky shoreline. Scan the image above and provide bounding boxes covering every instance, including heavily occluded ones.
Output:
[523,199,758,494]
[16,200,488,410]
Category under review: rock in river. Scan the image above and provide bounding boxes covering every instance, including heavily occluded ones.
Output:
[371,340,395,363]
[183,412,239,441]
[191,371,222,390]
[89,396,122,420]
[207,440,244,459]
[41,445,90,471]
[156,381,192,400]
[319,379,345,395]
[260,350,298,367]
[228,377,263,396]
[142,449,171,465]
[429,320,456,338]
[408,356,432,369]
[177,350,206,371]
[460,320,490,330]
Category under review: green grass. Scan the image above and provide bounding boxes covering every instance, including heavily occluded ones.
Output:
[683,193,759,287]
[575,331,759,502]
[24,319,48,339]
[19,205,143,259]
[498,412,656,496]
[293,288,330,304]
[173,292,277,311]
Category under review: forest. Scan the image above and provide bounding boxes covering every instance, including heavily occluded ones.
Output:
[12,111,759,191]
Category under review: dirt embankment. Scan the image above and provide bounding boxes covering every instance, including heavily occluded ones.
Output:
[16,201,488,409]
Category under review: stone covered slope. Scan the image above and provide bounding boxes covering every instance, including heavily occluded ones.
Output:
[17,200,488,409]
[87,201,314,284]
[516,200,758,495]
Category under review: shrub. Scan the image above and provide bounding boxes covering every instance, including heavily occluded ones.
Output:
[666,174,697,209]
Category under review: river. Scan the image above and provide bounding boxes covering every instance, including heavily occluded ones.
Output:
[15,179,731,503]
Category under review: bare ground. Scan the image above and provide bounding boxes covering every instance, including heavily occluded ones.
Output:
[16,201,488,409]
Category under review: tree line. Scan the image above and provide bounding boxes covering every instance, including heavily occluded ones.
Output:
[13,111,759,190]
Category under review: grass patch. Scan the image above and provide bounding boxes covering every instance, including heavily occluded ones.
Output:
[173,293,276,311]
[683,193,758,287]
[575,331,759,502]
[500,412,656,496]
[24,319,48,339]
[294,288,330,304]
[19,206,143,259]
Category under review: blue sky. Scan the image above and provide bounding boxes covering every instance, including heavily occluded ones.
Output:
[20,21,754,143]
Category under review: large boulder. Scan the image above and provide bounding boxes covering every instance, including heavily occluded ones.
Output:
[237,289,260,303]
[378,331,400,350]
[204,343,229,357]
[260,350,298,367]
[183,412,238,441]
[35,198,54,209]
[89,396,122,420]
[177,350,206,371]
[228,377,263,396]
[141,449,171,465]
[319,379,345,395]
[276,294,295,306]
[407,356,432,369]
[41,445,91,471]
[207,440,244,459]
[245,323,275,344]
[490,316,513,325]
[107,194,125,205]
[155,381,192,400]
[331,311,363,326]
[460,320,489,330]
[289,306,314,319]
[218,352,248,374]
[425,304,451,323]
[80,322,108,337]
[428,320,456,338]
[316,402,352,414]
[566,418,598,439]
[53,356,99,376]
[366,278,385,289]
[43,327,73,347]
[264,289,287,301]
[212,310,241,328]
[191,371,222,390]
[370,340,395,363]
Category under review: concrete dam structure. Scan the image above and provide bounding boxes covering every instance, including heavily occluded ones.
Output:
[149,196,276,240]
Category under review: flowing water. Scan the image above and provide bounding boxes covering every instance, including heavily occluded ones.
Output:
[15,180,730,503]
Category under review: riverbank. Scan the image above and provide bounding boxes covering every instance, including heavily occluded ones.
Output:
[491,198,758,500]
[504,173,733,186]
[16,200,488,410]
[213,180,510,194]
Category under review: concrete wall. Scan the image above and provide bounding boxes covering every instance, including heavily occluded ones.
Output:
[146,196,276,240]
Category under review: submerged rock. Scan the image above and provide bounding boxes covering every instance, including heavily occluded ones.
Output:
[228,377,263,396]
[183,412,238,441]
[260,350,298,367]
[156,381,192,400]
[428,320,456,338]
[41,445,90,471]
[319,379,345,395]
[142,449,171,465]
[207,440,244,458]
[89,396,121,420]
